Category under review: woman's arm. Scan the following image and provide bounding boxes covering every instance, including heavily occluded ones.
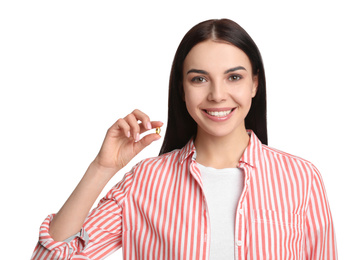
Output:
[48,161,117,242]
[304,166,338,259]
[47,109,163,242]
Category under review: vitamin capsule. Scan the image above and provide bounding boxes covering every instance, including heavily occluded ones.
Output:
[156,127,161,135]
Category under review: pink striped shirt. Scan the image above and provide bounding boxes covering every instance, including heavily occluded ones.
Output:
[31,131,337,259]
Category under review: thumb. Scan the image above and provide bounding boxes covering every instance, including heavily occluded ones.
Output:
[134,133,161,155]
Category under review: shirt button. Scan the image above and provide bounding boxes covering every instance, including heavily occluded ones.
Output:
[238,209,243,215]
[236,240,243,246]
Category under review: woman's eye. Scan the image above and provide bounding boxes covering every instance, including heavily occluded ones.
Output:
[192,76,207,83]
[229,75,242,81]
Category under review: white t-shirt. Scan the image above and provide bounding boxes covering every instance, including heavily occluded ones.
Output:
[197,163,244,260]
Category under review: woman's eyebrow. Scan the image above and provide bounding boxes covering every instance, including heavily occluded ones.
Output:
[186,69,208,75]
[224,66,246,74]
[186,66,246,75]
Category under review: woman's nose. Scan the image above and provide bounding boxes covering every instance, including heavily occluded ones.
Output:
[207,81,227,102]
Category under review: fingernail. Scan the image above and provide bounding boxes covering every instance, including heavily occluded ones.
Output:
[127,131,131,138]
[146,122,152,130]
[135,133,140,142]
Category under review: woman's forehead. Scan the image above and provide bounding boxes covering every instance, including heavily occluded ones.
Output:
[183,40,252,73]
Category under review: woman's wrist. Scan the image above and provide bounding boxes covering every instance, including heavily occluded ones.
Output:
[88,159,120,183]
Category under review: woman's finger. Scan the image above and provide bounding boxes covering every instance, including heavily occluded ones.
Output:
[112,118,131,138]
[125,113,141,142]
[131,109,152,130]
[109,111,162,142]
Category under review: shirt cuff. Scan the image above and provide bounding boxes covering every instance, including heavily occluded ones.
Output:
[38,214,89,253]
[63,229,89,244]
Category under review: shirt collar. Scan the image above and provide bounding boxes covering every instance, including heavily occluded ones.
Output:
[178,137,196,164]
[178,130,264,167]
[239,130,263,167]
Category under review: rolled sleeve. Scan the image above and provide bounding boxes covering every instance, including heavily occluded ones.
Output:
[31,214,89,259]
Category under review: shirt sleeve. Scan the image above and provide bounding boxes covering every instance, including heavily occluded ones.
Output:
[31,168,135,260]
[303,166,338,259]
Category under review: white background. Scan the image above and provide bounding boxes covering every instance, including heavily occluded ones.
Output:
[1,0,354,259]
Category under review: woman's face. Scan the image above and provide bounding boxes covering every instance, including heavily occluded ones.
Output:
[183,40,258,139]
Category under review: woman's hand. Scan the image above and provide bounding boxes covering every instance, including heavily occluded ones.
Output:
[92,109,163,176]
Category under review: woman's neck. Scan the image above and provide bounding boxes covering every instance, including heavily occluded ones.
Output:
[194,128,250,169]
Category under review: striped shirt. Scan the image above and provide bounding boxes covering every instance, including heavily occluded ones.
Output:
[31,131,337,259]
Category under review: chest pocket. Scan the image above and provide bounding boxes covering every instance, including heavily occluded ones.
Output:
[252,209,302,228]
[250,209,304,259]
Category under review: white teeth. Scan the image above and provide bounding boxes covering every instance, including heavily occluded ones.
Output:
[206,109,232,117]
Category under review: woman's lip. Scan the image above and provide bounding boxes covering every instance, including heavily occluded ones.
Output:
[202,107,235,112]
[202,107,237,121]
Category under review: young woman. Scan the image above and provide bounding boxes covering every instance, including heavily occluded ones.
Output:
[32,19,337,259]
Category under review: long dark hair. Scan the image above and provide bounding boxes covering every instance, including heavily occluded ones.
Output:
[159,19,267,155]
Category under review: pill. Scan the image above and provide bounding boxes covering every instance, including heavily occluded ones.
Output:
[156,127,161,135]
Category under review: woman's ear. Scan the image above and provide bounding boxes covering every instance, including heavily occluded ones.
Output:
[252,74,258,98]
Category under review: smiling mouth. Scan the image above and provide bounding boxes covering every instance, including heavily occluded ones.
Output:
[204,108,236,117]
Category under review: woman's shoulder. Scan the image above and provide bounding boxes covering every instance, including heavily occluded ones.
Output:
[135,147,185,170]
[260,143,319,172]
[107,149,184,197]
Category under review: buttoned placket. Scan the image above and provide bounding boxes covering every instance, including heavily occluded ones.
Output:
[190,151,211,260]
[234,161,252,259]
